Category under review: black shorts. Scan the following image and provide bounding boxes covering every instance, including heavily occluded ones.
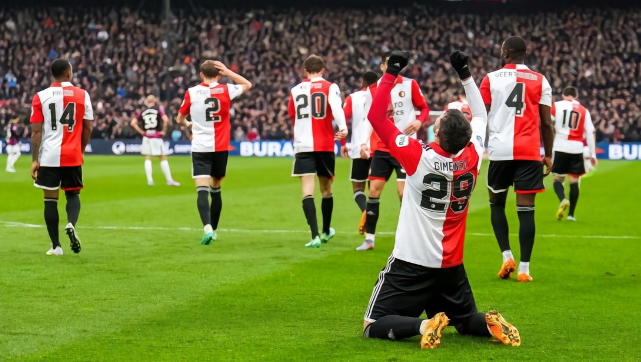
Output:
[350,158,372,182]
[369,150,406,181]
[552,151,586,177]
[292,152,335,178]
[192,151,228,179]
[34,166,83,191]
[487,160,544,194]
[364,257,477,325]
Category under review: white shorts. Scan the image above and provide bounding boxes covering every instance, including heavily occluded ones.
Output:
[141,137,165,156]
[5,144,20,154]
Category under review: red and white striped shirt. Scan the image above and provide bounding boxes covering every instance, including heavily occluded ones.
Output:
[552,99,595,156]
[368,76,429,154]
[30,82,93,167]
[480,64,552,161]
[288,77,346,154]
[368,73,487,268]
[342,89,373,159]
[179,82,243,153]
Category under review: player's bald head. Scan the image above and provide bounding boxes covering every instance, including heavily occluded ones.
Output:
[51,59,72,80]
[501,36,527,63]
[435,110,472,154]
[200,60,220,79]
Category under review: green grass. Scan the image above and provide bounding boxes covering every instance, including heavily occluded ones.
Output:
[0,155,640,362]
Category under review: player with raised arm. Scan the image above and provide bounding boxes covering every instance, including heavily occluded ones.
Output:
[340,71,379,221]
[551,87,597,221]
[356,52,430,250]
[30,59,94,256]
[5,115,27,173]
[362,50,520,349]
[176,60,252,245]
[131,95,180,187]
[289,55,347,248]
[479,36,554,283]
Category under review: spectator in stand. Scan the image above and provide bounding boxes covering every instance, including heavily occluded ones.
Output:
[0,4,639,143]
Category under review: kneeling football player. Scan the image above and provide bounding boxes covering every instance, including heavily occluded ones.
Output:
[362,51,520,349]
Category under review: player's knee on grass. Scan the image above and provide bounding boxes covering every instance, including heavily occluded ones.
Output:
[363,316,423,340]
[454,313,491,337]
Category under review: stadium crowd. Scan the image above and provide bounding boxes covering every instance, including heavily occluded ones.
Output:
[0,4,640,143]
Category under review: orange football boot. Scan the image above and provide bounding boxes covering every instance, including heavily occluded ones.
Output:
[420,312,449,350]
[497,258,516,279]
[358,210,367,235]
[517,273,533,283]
[485,309,521,346]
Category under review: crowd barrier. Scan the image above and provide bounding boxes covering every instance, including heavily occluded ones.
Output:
[2,139,640,160]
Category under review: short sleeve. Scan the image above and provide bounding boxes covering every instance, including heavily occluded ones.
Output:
[343,95,353,121]
[158,105,166,117]
[550,102,557,122]
[539,76,552,107]
[84,91,94,120]
[179,90,191,116]
[479,75,492,105]
[30,94,44,123]
[228,84,244,100]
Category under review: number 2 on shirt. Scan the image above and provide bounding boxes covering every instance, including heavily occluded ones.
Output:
[205,97,221,122]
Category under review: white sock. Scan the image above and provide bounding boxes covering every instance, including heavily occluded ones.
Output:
[419,320,427,335]
[502,250,514,262]
[518,262,530,275]
[204,224,213,234]
[365,233,375,243]
[144,160,153,182]
[8,152,19,168]
[160,160,174,182]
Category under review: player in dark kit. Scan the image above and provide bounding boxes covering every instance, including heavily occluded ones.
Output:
[361,50,520,350]
[5,115,27,173]
[479,36,555,282]
[131,95,180,187]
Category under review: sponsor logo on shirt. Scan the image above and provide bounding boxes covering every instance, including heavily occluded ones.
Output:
[395,134,409,147]
[211,88,224,94]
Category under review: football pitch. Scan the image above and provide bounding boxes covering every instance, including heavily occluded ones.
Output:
[1,155,639,362]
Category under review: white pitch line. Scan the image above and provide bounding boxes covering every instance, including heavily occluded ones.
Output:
[1,220,638,240]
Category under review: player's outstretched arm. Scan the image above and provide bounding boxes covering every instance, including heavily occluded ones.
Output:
[213,61,252,94]
[367,51,422,176]
[450,50,487,163]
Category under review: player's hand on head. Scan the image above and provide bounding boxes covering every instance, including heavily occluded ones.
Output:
[213,61,228,75]
[449,50,471,80]
[386,50,410,76]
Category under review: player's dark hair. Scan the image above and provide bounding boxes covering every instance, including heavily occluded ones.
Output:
[362,71,378,87]
[504,36,527,58]
[51,59,71,79]
[381,51,391,63]
[562,86,578,98]
[304,55,325,74]
[201,60,220,78]
[439,110,472,154]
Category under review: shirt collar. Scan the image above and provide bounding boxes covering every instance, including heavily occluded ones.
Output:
[502,64,530,70]
[51,82,73,87]
[428,142,466,158]
[201,82,219,87]
[309,77,324,82]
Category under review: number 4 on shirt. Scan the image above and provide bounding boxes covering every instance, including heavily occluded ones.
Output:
[505,82,525,117]
[48,103,76,131]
